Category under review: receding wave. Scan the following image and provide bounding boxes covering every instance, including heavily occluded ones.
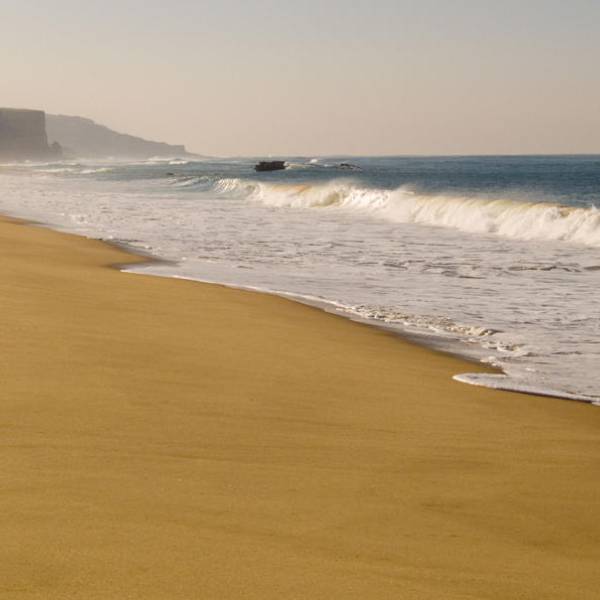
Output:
[213,179,600,247]
[453,373,600,404]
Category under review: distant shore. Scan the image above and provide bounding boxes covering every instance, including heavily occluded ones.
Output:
[2,215,600,599]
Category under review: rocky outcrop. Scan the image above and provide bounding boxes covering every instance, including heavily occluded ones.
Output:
[46,114,192,159]
[255,161,286,172]
[0,108,61,160]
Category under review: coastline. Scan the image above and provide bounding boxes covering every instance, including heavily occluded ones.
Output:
[2,162,598,403]
[2,215,600,599]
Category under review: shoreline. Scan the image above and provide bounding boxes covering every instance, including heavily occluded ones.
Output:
[127,262,597,405]
[6,210,508,392]
[2,214,600,598]
[7,208,598,406]
[2,165,598,404]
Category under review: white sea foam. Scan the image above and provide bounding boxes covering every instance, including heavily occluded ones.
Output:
[216,179,600,248]
[1,164,599,404]
[453,373,600,404]
[38,167,79,174]
[80,167,112,174]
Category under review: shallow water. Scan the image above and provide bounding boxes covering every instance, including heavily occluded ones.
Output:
[1,155,599,402]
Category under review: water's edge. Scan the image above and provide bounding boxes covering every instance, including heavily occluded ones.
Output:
[116,242,597,406]
[4,156,600,403]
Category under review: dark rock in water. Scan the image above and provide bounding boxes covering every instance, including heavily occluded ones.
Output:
[338,162,360,170]
[166,172,175,176]
[50,141,63,156]
[255,160,286,172]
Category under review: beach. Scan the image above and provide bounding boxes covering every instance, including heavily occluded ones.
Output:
[2,215,600,599]
[5,156,599,401]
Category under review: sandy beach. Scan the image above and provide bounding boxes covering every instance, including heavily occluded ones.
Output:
[1,215,599,600]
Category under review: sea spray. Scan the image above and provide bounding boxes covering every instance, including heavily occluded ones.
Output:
[210,178,600,247]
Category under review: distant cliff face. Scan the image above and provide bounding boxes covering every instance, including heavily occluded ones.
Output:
[0,108,60,160]
[46,114,190,159]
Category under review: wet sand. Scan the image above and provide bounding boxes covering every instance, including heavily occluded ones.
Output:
[1,215,599,599]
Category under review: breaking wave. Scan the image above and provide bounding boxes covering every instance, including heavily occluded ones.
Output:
[171,175,212,188]
[214,179,600,247]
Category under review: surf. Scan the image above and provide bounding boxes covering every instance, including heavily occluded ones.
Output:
[212,179,600,248]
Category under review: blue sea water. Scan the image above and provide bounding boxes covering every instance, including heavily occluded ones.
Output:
[88,154,600,205]
[1,155,599,401]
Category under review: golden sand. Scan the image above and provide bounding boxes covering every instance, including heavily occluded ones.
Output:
[1,216,599,599]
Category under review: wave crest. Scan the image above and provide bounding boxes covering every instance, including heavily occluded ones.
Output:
[214,179,600,247]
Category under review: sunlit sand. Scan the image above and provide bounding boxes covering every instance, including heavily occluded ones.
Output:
[2,216,599,599]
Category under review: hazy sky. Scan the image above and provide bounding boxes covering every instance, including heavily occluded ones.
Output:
[3,0,599,156]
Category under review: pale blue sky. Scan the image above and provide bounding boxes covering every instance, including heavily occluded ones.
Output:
[3,0,599,155]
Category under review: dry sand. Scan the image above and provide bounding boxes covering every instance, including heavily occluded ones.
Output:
[1,216,599,599]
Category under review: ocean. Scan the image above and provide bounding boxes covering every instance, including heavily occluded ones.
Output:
[1,155,599,402]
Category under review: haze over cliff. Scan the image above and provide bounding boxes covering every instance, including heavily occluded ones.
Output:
[0,108,61,160]
[46,114,193,159]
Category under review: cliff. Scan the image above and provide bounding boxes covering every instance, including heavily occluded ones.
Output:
[0,108,60,160]
[46,114,191,159]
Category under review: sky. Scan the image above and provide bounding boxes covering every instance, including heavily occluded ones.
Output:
[2,0,599,156]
